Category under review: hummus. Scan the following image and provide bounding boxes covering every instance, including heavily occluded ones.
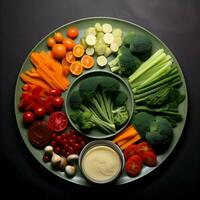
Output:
[81,145,121,182]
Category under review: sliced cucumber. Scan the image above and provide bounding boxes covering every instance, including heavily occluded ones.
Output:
[97,56,108,67]
[102,23,112,33]
[104,47,112,57]
[85,35,96,46]
[95,23,103,32]
[96,32,104,40]
[112,28,123,37]
[94,43,107,55]
[103,33,114,44]
[80,38,87,49]
[110,42,119,52]
[87,27,96,35]
[86,47,95,56]
[114,36,122,47]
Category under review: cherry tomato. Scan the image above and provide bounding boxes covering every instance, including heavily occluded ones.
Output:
[124,144,137,160]
[52,44,66,59]
[47,111,68,132]
[125,155,142,177]
[66,27,79,39]
[142,151,157,166]
[54,32,64,43]
[135,142,153,157]
[52,96,64,109]
[47,37,56,48]
[34,106,46,118]
[62,38,76,50]
[48,89,62,97]
[23,111,35,124]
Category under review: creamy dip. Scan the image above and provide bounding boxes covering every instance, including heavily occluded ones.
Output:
[81,146,121,182]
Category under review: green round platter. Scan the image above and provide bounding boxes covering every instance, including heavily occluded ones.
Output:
[65,70,134,139]
[14,17,188,186]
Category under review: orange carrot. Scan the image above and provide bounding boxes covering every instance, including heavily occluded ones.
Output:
[117,138,129,146]
[25,71,40,78]
[20,73,51,91]
[120,134,142,150]
[112,125,138,143]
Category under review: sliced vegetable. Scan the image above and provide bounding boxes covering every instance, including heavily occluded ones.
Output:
[85,35,96,46]
[69,61,83,76]
[96,55,107,67]
[65,51,76,63]
[81,55,94,69]
[73,44,85,58]
[102,23,112,33]
[47,111,68,132]
[120,134,141,150]
[124,144,137,160]
[85,47,95,56]
[125,155,142,176]
[103,33,114,44]
[110,42,119,52]
[142,150,157,166]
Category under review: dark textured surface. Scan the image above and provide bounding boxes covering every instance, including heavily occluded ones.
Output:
[0,0,199,199]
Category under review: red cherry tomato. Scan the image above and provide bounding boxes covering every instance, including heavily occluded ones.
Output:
[52,96,64,109]
[124,144,137,160]
[47,111,68,132]
[66,27,79,39]
[125,155,143,177]
[23,111,35,124]
[34,106,46,118]
[48,89,62,97]
[142,151,157,167]
[135,142,153,157]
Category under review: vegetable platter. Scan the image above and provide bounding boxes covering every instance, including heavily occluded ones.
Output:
[14,17,188,186]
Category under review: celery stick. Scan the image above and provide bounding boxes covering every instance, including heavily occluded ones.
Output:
[134,79,182,101]
[138,61,172,88]
[128,49,164,83]
[135,74,180,94]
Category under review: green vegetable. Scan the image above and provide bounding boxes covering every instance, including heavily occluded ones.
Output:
[113,91,128,107]
[112,106,129,127]
[132,112,154,137]
[146,116,173,146]
[129,34,152,61]
[108,46,141,77]
[69,91,82,109]
[123,32,135,47]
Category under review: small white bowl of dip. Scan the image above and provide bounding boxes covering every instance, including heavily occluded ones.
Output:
[78,140,125,184]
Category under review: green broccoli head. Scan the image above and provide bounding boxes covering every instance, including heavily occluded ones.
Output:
[76,111,95,130]
[98,76,120,92]
[129,34,152,61]
[123,32,135,47]
[69,90,82,109]
[70,109,82,122]
[113,91,128,107]
[79,77,98,100]
[132,112,155,138]
[145,116,173,146]
[118,53,141,76]
[112,106,129,127]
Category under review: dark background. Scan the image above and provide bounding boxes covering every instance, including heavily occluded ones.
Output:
[1,0,200,199]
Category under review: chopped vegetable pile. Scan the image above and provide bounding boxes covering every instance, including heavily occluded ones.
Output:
[17,21,186,182]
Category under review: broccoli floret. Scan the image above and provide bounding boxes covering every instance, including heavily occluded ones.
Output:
[76,109,116,133]
[129,34,152,61]
[123,32,135,47]
[112,106,129,127]
[98,76,120,92]
[79,77,98,100]
[113,91,128,107]
[132,112,155,138]
[70,109,82,122]
[108,47,141,77]
[145,116,173,148]
[69,90,82,109]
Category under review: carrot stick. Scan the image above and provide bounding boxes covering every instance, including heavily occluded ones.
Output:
[120,134,142,150]
[25,71,41,78]
[112,125,138,143]
[117,138,129,146]
[20,73,51,91]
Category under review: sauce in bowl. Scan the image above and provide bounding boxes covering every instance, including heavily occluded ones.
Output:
[81,145,122,183]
